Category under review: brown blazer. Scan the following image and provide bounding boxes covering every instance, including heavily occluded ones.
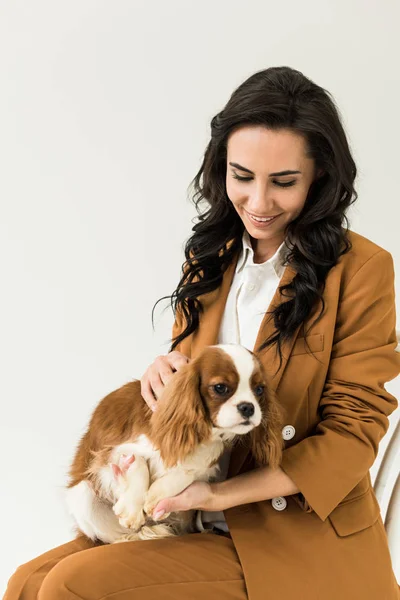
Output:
[172,229,400,599]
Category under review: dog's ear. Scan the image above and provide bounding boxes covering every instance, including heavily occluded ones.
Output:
[249,385,284,470]
[150,360,212,468]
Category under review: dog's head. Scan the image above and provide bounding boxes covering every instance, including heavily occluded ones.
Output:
[150,344,284,469]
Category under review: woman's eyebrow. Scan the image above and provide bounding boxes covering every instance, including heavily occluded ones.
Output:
[229,162,302,176]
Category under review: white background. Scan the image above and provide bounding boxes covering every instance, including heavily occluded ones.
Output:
[1,0,399,594]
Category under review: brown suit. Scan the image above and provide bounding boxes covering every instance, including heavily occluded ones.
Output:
[172,229,400,598]
[4,229,399,600]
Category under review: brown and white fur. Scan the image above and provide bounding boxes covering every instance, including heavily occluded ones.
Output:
[64,344,284,544]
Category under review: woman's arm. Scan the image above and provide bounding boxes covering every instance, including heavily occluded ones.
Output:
[279,250,400,521]
[210,465,299,511]
[151,466,299,517]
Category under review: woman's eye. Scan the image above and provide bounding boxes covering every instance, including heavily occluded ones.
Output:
[213,383,229,395]
[231,173,296,187]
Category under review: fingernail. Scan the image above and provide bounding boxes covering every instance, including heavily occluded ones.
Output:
[151,405,157,412]
[153,510,165,520]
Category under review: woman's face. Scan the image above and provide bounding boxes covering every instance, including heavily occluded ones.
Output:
[225,126,321,259]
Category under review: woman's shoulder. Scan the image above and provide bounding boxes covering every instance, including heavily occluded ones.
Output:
[344,228,393,265]
[346,228,390,256]
[337,228,394,286]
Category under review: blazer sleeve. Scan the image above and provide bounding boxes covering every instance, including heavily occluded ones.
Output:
[280,249,400,522]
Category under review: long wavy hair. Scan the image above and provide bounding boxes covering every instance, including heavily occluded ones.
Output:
[152,66,357,374]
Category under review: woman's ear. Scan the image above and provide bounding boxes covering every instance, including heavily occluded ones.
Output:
[249,386,284,470]
[150,361,212,468]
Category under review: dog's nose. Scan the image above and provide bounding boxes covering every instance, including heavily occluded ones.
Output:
[237,402,255,419]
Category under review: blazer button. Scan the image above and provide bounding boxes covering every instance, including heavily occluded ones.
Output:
[271,496,287,511]
[282,425,296,441]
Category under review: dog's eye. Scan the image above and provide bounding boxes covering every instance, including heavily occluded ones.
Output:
[254,385,265,396]
[213,383,229,395]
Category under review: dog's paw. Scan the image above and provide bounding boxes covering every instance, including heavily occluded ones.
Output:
[113,497,146,531]
[143,491,171,521]
[111,454,136,483]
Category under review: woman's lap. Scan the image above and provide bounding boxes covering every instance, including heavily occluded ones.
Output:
[4,532,247,600]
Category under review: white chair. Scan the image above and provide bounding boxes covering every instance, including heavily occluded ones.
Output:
[373,328,400,583]
[374,418,400,582]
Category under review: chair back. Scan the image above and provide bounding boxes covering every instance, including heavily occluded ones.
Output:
[373,328,400,583]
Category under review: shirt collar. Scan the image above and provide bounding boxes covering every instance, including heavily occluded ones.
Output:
[235,228,291,278]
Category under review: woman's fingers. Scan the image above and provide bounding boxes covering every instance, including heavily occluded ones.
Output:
[140,352,191,411]
[140,375,160,411]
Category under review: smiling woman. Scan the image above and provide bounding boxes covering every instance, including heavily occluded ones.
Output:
[4,65,399,600]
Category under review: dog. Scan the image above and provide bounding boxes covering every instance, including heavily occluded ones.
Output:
[64,344,284,544]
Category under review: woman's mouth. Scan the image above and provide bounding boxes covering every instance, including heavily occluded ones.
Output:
[245,210,281,227]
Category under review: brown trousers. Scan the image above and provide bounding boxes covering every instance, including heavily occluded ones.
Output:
[3,531,247,600]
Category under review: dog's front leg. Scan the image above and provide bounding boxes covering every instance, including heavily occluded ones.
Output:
[112,454,150,531]
[143,469,195,520]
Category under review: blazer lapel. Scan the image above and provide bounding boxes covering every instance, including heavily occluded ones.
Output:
[190,242,303,479]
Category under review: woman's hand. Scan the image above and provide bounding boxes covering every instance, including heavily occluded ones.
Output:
[152,481,219,520]
[140,351,191,411]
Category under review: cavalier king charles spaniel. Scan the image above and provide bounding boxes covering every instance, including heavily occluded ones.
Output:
[65,344,284,544]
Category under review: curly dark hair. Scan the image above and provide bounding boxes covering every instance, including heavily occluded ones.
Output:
[152,65,357,373]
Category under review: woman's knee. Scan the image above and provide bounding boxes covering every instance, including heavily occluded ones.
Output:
[37,543,145,600]
[4,557,54,600]
[38,552,88,600]
[3,537,97,600]
[3,564,26,600]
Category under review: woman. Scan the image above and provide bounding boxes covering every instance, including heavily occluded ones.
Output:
[4,66,400,599]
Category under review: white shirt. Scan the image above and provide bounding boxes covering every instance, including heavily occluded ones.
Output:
[195,228,291,533]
